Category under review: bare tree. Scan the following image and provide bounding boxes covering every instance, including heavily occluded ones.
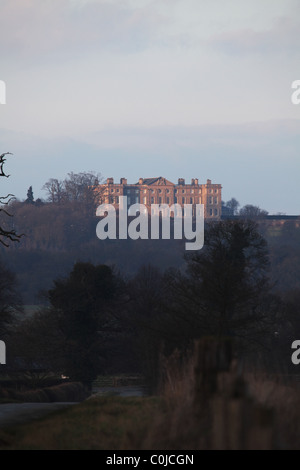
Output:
[226,198,240,215]
[42,178,65,203]
[239,204,269,219]
[0,153,23,247]
[42,171,103,205]
[63,171,102,203]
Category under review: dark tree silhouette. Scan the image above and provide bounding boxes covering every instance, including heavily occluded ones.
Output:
[42,171,103,205]
[164,219,274,350]
[0,153,23,246]
[25,186,34,204]
[42,178,65,203]
[239,204,269,219]
[0,259,22,337]
[226,198,240,215]
[45,262,120,384]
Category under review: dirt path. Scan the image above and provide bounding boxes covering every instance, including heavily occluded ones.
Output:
[0,387,146,428]
[90,386,147,397]
[0,403,78,428]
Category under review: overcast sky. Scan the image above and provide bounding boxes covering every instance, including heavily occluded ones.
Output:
[0,0,299,213]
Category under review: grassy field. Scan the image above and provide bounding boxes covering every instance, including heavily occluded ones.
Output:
[2,342,300,449]
[1,376,300,449]
[0,395,164,450]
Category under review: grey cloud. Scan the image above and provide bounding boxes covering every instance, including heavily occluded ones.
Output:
[209,16,300,56]
[0,0,163,63]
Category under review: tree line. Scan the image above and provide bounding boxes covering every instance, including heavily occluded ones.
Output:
[1,219,299,391]
[222,197,270,218]
[1,158,300,391]
[23,171,103,206]
[0,170,299,303]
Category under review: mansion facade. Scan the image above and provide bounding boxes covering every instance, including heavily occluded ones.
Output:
[94,177,222,220]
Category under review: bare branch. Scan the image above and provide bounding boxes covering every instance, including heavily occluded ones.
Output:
[0,194,16,204]
[0,151,24,247]
[0,228,25,247]
[0,152,13,178]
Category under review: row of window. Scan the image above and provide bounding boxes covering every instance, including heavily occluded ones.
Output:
[109,187,219,195]
[123,197,219,205]
[107,197,219,216]
[147,197,219,204]
[108,196,219,205]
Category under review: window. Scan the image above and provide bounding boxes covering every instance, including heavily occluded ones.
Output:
[214,208,218,216]
[174,197,177,203]
[115,196,119,203]
[190,197,193,204]
[116,188,120,193]
[135,196,139,203]
[209,209,213,216]
[182,189,185,194]
[209,196,213,204]
[214,197,218,204]
[182,197,185,204]
[151,197,154,203]
[166,197,170,204]
[159,189,162,193]
[209,189,213,193]
[166,189,170,194]
[159,197,162,204]
[215,189,218,193]
[111,189,114,193]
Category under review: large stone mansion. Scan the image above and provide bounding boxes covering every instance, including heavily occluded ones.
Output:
[94,176,222,220]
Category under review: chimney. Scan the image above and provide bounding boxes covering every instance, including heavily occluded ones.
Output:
[107,177,114,184]
[139,178,143,184]
[178,178,185,185]
[207,179,211,185]
[120,178,127,185]
[195,178,199,185]
[191,178,195,185]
